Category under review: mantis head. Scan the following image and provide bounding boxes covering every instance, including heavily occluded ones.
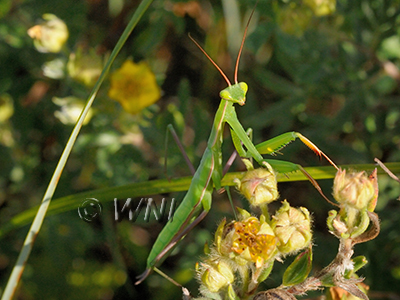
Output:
[220,82,248,106]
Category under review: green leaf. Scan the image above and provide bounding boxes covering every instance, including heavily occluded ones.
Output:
[258,261,274,283]
[344,256,368,279]
[282,246,312,286]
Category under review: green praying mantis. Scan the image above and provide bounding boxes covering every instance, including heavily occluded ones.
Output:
[135,7,338,285]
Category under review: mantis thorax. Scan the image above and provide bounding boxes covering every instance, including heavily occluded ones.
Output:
[220,82,248,106]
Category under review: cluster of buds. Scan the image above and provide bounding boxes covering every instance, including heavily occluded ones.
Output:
[328,169,378,239]
[197,167,313,298]
[195,164,380,300]
[27,14,105,87]
[233,168,312,258]
[197,206,312,298]
[197,212,277,298]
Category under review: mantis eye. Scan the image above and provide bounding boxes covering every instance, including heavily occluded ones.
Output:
[220,89,232,101]
[239,82,248,93]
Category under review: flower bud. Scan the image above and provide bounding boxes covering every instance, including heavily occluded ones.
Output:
[333,169,378,211]
[67,47,103,87]
[271,200,312,255]
[199,259,234,293]
[276,4,312,37]
[304,0,336,16]
[332,218,349,238]
[235,168,279,206]
[27,14,68,53]
[52,96,93,125]
[0,94,14,123]
[331,208,372,239]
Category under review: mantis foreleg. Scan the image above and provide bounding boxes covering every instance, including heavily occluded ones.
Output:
[226,110,338,203]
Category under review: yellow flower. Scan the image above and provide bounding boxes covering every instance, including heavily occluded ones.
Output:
[108,60,161,114]
[219,216,278,268]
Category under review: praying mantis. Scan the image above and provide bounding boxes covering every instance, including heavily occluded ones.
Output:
[135,7,338,285]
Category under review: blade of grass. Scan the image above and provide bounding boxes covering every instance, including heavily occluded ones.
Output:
[2,162,399,239]
[1,1,154,299]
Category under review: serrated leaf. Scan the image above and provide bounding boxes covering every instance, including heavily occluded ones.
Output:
[282,246,312,286]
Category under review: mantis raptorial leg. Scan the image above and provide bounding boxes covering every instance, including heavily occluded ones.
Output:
[136,5,338,285]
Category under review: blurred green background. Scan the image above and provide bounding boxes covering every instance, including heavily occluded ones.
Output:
[1,0,400,299]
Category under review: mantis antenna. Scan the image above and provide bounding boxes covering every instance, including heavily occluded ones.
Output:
[188,1,259,86]
[188,33,231,86]
[234,4,258,84]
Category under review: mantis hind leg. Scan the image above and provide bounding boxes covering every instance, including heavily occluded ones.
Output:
[135,125,200,285]
[135,209,209,285]
[165,124,196,177]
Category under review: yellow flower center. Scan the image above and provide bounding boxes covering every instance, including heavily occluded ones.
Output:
[231,219,277,267]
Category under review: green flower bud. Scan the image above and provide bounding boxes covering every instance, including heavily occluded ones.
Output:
[276,3,313,37]
[67,47,103,87]
[235,168,279,207]
[271,200,312,255]
[27,14,68,53]
[199,259,234,293]
[333,169,378,212]
[304,0,336,16]
[0,94,14,123]
[328,207,371,239]
[332,217,350,239]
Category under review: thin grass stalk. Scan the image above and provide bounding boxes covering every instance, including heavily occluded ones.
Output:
[0,1,154,299]
[2,162,399,240]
